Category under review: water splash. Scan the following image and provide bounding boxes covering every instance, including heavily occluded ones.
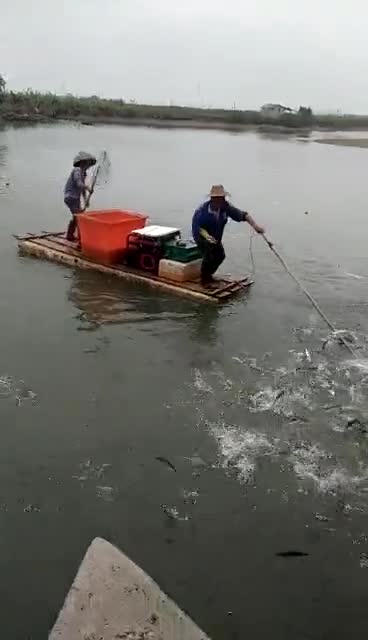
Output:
[74,460,111,482]
[96,485,115,502]
[209,421,277,483]
[193,369,214,394]
[0,375,37,406]
[182,488,199,504]
[290,441,368,495]
[360,553,368,569]
[345,359,368,374]
[344,272,365,280]
[161,504,190,521]
[189,345,368,501]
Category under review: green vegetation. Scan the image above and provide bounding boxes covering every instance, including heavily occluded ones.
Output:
[0,86,263,126]
[1,75,368,131]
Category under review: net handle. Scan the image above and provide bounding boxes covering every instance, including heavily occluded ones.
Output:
[82,152,106,211]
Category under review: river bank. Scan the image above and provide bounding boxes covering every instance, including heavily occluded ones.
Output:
[3,111,368,136]
[0,109,305,132]
[2,90,368,133]
[0,111,259,131]
[316,137,368,148]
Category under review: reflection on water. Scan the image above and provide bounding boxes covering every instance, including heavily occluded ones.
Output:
[0,144,7,165]
[257,127,311,142]
[68,269,198,328]
[68,268,227,350]
[187,304,223,348]
[0,142,9,193]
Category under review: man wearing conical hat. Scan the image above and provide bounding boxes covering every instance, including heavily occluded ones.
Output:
[64,151,96,242]
[192,185,265,286]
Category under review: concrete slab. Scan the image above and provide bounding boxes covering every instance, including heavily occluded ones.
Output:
[49,537,210,640]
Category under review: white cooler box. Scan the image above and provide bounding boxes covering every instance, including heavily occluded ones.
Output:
[159,258,202,283]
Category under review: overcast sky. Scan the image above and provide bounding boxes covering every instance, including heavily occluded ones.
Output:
[1,0,368,113]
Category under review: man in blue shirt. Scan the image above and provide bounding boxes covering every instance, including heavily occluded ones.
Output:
[192,184,265,286]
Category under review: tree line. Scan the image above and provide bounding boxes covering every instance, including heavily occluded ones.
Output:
[1,74,367,130]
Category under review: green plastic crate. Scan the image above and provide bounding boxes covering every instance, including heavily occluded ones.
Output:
[164,240,201,263]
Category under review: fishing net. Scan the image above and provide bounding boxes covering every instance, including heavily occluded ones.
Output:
[83,150,111,209]
[92,150,111,188]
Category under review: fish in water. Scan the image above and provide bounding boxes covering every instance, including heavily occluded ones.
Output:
[161,504,189,521]
[323,331,355,350]
[344,272,364,280]
[183,453,207,468]
[346,418,367,434]
[323,403,341,412]
[273,389,286,404]
[315,513,330,522]
[288,415,309,423]
[332,330,356,344]
[276,551,309,557]
[155,456,177,472]
[304,348,312,363]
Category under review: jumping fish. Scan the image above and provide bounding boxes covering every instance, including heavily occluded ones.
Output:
[344,272,364,280]
[276,551,309,558]
[155,456,177,473]
[183,452,207,468]
[273,389,286,404]
[323,404,341,411]
[161,504,189,521]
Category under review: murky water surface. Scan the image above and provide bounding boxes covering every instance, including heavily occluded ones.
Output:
[1,123,368,638]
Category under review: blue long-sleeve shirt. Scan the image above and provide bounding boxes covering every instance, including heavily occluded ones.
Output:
[192,200,247,244]
[64,167,87,202]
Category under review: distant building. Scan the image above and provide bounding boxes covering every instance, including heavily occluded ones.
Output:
[260,103,294,119]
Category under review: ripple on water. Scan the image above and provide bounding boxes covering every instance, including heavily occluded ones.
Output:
[0,375,37,406]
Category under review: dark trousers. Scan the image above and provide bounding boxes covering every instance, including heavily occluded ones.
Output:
[64,198,81,242]
[197,239,225,283]
[66,215,79,241]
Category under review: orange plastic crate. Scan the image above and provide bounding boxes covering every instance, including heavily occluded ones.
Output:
[78,209,148,264]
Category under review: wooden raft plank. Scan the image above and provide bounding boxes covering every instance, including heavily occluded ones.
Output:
[17,235,253,303]
[47,236,252,296]
[48,236,254,297]
[18,238,220,303]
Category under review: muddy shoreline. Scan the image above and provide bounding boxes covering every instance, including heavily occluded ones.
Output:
[0,112,306,133]
[3,111,368,135]
[316,137,368,148]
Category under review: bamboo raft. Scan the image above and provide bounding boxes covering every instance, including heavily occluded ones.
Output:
[15,233,253,303]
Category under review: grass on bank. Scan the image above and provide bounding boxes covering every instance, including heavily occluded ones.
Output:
[1,90,368,130]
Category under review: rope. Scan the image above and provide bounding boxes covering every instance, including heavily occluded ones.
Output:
[261,234,358,359]
[248,230,256,280]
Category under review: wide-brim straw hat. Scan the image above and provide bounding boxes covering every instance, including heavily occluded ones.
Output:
[208,184,230,198]
[73,151,97,168]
